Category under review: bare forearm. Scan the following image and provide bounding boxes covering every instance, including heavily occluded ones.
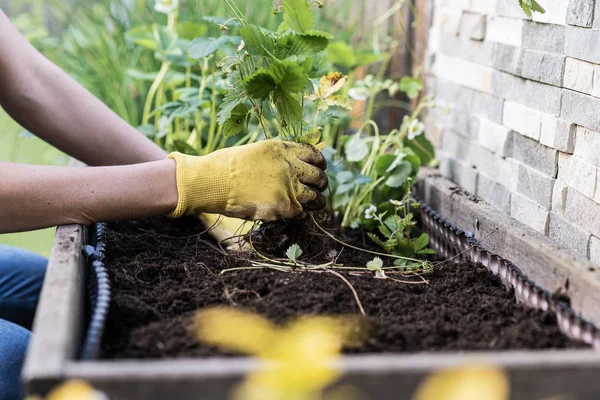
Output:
[0,161,178,233]
[0,10,167,165]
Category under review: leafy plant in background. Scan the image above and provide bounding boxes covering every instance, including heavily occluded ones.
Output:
[214,0,354,144]
[323,74,437,260]
[518,0,545,17]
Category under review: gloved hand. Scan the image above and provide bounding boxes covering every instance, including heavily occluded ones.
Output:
[167,139,328,221]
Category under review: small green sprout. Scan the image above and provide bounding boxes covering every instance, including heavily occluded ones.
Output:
[286,244,303,263]
[366,257,385,279]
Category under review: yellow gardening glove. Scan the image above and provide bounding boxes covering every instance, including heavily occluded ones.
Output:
[167,139,328,221]
[195,213,252,251]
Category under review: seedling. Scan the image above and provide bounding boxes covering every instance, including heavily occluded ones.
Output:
[286,243,303,264]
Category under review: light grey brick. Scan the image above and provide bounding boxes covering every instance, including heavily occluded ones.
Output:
[565,26,600,64]
[521,50,565,87]
[461,12,487,40]
[441,130,474,162]
[439,152,478,193]
[595,0,600,29]
[471,91,505,124]
[567,0,595,27]
[522,21,565,53]
[438,35,494,67]
[559,187,600,238]
[477,117,513,157]
[561,90,600,132]
[469,145,519,191]
[517,163,555,208]
[548,212,591,256]
[557,153,598,199]
[512,134,559,177]
[476,172,511,214]
[590,236,600,264]
[574,126,600,166]
[492,71,562,115]
[492,43,522,75]
[540,115,576,153]
[510,192,550,234]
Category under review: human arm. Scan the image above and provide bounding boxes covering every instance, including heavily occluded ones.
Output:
[0,8,166,165]
[0,140,328,233]
[0,160,178,233]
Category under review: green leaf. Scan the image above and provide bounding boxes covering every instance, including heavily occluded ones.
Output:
[299,128,321,145]
[366,257,383,271]
[244,61,307,99]
[222,103,248,137]
[367,232,390,252]
[385,161,412,188]
[137,124,157,138]
[404,133,436,166]
[274,89,303,130]
[188,36,241,59]
[378,224,392,238]
[283,0,314,33]
[411,233,429,252]
[154,26,178,53]
[286,243,303,262]
[345,134,369,162]
[518,0,545,17]
[241,25,276,57]
[171,139,198,155]
[417,248,437,255]
[275,32,329,60]
[327,41,357,69]
[399,76,423,99]
[176,22,207,40]
[126,25,156,50]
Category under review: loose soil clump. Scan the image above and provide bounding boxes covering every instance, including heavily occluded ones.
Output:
[101,217,585,359]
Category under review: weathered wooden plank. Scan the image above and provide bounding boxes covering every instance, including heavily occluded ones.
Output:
[22,224,87,395]
[65,351,600,400]
[415,168,600,327]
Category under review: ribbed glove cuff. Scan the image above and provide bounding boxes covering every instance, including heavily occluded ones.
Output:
[166,152,230,218]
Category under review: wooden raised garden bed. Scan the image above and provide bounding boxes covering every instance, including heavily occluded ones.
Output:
[22,169,600,400]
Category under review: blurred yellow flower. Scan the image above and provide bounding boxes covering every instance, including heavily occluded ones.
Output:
[412,365,509,400]
[27,380,108,400]
[193,307,365,400]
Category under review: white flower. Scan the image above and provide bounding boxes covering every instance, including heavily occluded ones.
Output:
[349,87,370,101]
[237,40,246,52]
[407,119,425,140]
[154,0,179,14]
[389,199,403,207]
[364,205,377,220]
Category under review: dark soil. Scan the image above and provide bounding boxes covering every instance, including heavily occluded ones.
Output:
[100,216,585,359]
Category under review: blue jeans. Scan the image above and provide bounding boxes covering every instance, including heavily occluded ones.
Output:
[0,245,47,400]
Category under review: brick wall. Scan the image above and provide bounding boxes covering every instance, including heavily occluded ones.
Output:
[423,0,600,263]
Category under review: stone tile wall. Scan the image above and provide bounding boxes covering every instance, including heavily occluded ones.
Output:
[424,0,600,263]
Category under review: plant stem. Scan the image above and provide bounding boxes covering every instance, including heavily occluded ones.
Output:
[142,61,170,125]
[325,269,366,316]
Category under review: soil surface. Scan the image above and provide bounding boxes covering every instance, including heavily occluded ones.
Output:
[101,217,585,359]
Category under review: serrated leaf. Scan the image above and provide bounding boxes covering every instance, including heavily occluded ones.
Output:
[244,61,308,100]
[327,41,357,69]
[345,134,369,162]
[399,76,423,99]
[241,25,276,57]
[189,36,241,59]
[274,89,303,130]
[222,103,248,137]
[275,32,329,60]
[385,161,412,188]
[366,257,384,273]
[299,128,321,145]
[405,133,436,166]
[286,243,303,262]
[283,0,314,33]
[411,233,429,252]
[367,232,391,253]
[374,154,396,175]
